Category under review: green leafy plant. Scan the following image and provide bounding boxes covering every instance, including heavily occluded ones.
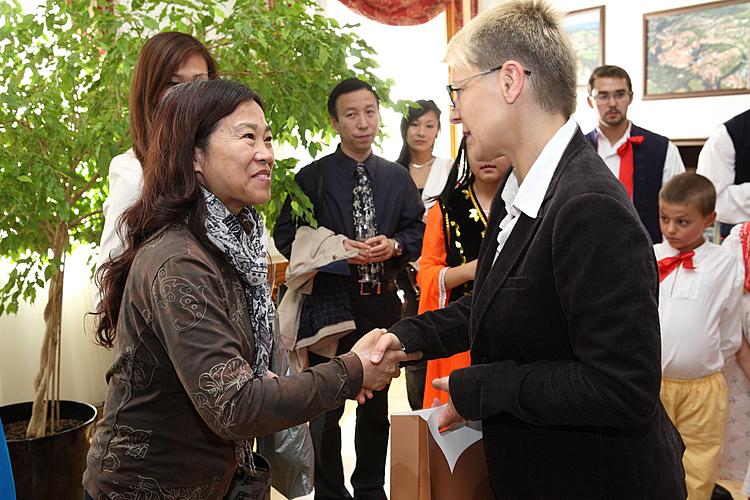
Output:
[0,0,396,438]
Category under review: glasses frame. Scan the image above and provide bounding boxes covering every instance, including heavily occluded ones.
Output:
[446,64,532,108]
[589,89,633,104]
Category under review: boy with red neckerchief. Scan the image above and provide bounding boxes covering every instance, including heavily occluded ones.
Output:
[655,172,743,500]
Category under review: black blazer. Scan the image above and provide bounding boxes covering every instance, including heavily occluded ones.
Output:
[391,130,686,499]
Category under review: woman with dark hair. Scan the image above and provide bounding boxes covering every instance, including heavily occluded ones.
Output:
[418,138,511,407]
[96,32,218,282]
[396,99,453,216]
[84,79,415,499]
[395,100,453,409]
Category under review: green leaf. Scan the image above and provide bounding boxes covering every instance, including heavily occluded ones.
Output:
[0,0,395,329]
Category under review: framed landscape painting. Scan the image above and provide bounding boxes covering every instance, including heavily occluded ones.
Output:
[644,0,750,99]
[562,6,605,88]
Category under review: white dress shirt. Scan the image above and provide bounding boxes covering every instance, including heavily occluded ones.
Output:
[721,224,750,342]
[494,117,578,262]
[655,240,743,379]
[697,125,750,224]
[594,123,685,185]
[421,156,453,218]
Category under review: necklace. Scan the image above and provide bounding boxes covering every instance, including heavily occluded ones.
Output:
[411,156,435,170]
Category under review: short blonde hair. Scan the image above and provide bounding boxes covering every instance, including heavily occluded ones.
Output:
[445,0,577,118]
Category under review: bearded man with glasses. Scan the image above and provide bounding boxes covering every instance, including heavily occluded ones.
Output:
[586,65,685,243]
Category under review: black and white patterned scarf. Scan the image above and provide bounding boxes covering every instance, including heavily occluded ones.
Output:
[353,163,383,282]
[201,187,272,378]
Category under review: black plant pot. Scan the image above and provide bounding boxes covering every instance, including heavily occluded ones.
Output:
[0,400,97,500]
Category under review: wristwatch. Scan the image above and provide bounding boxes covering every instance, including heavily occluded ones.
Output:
[392,239,403,257]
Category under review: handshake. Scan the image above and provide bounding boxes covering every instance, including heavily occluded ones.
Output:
[349,328,422,404]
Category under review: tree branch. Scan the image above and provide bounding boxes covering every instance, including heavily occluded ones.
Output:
[68,172,101,205]
[68,209,102,229]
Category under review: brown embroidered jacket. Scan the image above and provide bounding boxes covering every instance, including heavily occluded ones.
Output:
[84,224,363,499]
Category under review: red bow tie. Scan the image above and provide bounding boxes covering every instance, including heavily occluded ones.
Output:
[657,251,695,282]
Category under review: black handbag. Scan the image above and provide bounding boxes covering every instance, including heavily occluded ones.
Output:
[224,449,271,500]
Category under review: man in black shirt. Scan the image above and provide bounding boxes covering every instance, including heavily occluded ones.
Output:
[274,78,424,500]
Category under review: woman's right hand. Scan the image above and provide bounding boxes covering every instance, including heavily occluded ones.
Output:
[351,329,422,392]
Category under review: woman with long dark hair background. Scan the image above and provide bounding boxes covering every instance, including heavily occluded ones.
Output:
[395,99,452,216]
[395,100,453,409]
[96,32,217,285]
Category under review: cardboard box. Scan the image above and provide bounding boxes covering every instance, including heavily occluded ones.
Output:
[390,408,494,500]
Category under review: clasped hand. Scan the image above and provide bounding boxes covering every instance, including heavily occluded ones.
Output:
[344,235,395,264]
[364,332,464,432]
[350,328,422,404]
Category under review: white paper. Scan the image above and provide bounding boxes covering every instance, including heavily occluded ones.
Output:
[394,406,483,473]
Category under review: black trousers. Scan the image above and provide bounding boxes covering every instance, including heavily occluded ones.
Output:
[308,291,401,500]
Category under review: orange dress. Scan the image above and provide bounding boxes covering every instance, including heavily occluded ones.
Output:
[418,187,487,407]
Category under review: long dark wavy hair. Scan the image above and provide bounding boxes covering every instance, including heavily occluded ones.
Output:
[395,99,442,168]
[96,79,264,348]
[129,32,218,162]
[431,136,473,209]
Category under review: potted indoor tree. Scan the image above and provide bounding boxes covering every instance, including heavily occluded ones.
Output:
[0,0,394,497]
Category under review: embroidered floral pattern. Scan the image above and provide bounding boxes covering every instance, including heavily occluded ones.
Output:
[190,356,253,438]
[108,475,219,500]
[131,343,159,392]
[154,271,208,331]
[333,366,351,408]
[102,425,153,472]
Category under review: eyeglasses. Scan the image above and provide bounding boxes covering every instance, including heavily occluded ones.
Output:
[446,64,532,108]
[590,90,632,103]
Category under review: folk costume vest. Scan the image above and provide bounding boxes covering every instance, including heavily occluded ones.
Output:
[725,108,750,186]
[718,109,750,237]
[439,185,488,302]
[586,125,668,243]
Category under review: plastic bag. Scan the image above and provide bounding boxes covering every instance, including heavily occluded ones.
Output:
[258,333,315,498]
[257,423,314,499]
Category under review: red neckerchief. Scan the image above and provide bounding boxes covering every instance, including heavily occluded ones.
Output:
[615,135,644,199]
[657,251,696,282]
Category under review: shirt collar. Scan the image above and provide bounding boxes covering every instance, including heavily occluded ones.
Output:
[595,122,632,151]
[659,239,709,260]
[334,144,376,177]
[509,117,578,219]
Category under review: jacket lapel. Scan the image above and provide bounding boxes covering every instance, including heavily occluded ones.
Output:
[470,128,589,333]
[472,169,513,295]
[471,213,541,329]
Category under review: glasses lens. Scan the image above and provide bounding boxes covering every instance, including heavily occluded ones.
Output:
[594,90,629,103]
[446,85,457,106]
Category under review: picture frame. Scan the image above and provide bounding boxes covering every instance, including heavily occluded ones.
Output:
[561,6,606,88]
[643,0,750,100]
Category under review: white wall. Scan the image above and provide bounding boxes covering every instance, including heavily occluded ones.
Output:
[479,0,750,140]
[0,248,113,406]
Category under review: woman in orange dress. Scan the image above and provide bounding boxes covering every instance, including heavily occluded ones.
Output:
[419,138,511,407]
